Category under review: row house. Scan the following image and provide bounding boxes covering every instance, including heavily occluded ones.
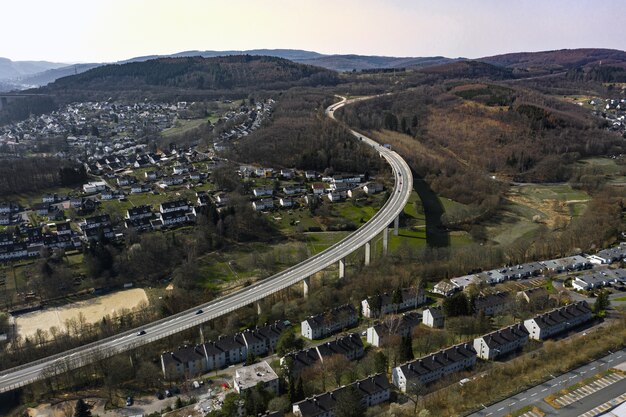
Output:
[367,312,422,347]
[279,198,294,208]
[587,244,626,264]
[125,217,153,232]
[361,287,426,318]
[161,321,288,379]
[293,374,391,417]
[301,304,358,340]
[311,183,325,195]
[572,269,626,291]
[392,343,477,392]
[473,324,529,360]
[523,301,592,341]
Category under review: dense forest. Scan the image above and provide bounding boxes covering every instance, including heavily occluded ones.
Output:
[232,89,386,173]
[0,158,86,196]
[337,83,625,183]
[47,55,339,92]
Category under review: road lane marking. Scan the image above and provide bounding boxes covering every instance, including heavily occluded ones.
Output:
[531,393,537,396]
[497,408,504,412]
[591,367,596,370]
[542,388,548,392]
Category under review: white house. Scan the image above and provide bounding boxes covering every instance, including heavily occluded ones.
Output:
[252,198,274,211]
[253,187,274,197]
[82,181,107,194]
[423,307,445,328]
[364,183,384,194]
[392,343,477,392]
[473,324,529,360]
[523,301,592,341]
[301,304,357,340]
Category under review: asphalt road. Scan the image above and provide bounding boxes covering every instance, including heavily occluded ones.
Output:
[0,97,413,393]
[468,348,626,417]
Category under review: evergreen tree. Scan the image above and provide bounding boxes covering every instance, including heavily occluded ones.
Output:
[74,399,91,417]
[296,377,305,402]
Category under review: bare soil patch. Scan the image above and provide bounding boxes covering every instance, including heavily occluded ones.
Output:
[16,289,149,338]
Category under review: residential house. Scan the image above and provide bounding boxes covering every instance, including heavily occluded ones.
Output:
[283,186,304,195]
[293,374,390,417]
[157,209,189,227]
[311,183,326,195]
[33,203,50,216]
[473,324,529,360]
[474,292,513,316]
[233,361,279,396]
[301,304,358,340]
[161,344,212,379]
[56,222,72,236]
[587,244,626,264]
[252,198,274,211]
[327,191,347,202]
[160,200,189,214]
[78,214,111,232]
[280,169,296,179]
[433,280,458,297]
[130,183,152,194]
[367,312,422,347]
[423,307,445,328]
[279,198,294,208]
[392,343,477,392]
[215,334,248,365]
[82,181,107,193]
[116,176,136,186]
[253,187,274,197]
[126,205,153,221]
[523,301,592,341]
[361,287,426,318]
[305,171,317,180]
[363,183,383,194]
[0,243,29,261]
[316,333,365,362]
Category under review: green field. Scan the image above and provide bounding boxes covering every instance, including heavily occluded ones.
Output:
[161,118,210,137]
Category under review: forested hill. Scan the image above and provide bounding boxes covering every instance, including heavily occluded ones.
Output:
[44,55,339,92]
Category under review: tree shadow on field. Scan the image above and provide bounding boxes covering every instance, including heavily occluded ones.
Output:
[412,170,450,248]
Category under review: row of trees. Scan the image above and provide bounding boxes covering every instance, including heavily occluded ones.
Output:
[0,157,86,196]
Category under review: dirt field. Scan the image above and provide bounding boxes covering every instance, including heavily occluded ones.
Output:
[16,289,149,338]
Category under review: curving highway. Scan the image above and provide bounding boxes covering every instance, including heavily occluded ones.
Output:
[0,96,413,393]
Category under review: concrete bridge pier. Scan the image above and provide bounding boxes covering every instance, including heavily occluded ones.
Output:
[303,276,311,298]
[394,216,399,236]
[256,301,262,315]
[383,227,389,255]
[364,242,371,266]
[339,258,346,279]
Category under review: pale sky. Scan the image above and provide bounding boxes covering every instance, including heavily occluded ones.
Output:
[2,0,624,63]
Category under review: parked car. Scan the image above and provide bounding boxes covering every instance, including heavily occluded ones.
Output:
[126,397,133,406]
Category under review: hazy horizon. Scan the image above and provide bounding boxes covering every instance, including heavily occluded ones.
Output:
[1,0,625,63]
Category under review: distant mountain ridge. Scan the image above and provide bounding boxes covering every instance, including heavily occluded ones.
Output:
[1,48,625,92]
[0,57,67,81]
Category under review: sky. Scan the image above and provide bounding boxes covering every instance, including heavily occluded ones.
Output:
[1,0,625,63]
